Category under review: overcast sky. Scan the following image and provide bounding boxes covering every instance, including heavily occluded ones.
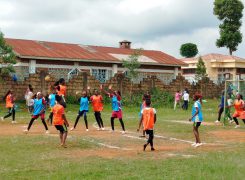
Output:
[0,0,245,58]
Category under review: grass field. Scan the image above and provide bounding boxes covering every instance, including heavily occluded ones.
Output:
[0,100,244,180]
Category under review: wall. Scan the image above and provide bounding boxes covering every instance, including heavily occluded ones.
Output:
[0,72,224,101]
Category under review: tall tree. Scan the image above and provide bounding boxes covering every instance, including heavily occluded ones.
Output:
[122,49,141,100]
[180,43,198,58]
[0,32,16,79]
[195,56,207,81]
[214,0,244,55]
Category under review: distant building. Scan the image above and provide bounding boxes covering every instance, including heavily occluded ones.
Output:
[5,38,185,84]
[181,53,245,84]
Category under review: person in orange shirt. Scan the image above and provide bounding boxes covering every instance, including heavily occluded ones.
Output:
[138,98,157,151]
[54,78,67,108]
[53,95,69,148]
[230,94,245,128]
[90,89,104,130]
[1,90,16,123]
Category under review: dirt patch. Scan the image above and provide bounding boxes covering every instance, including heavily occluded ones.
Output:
[210,130,245,143]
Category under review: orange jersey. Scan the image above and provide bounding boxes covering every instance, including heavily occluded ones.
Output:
[6,94,14,108]
[52,104,65,125]
[58,85,67,96]
[234,99,244,112]
[142,108,156,130]
[90,95,103,112]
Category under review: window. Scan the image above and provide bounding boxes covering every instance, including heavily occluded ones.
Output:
[91,69,112,83]
[183,69,196,74]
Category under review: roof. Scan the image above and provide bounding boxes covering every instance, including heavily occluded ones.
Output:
[181,53,245,62]
[5,38,185,66]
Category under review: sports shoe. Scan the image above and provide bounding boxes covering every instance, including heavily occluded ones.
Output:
[12,121,17,124]
[23,129,28,133]
[110,130,114,133]
[45,130,50,134]
[194,143,202,147]
[151,147,155,151]
[97,128,101,131]
[143,144,147,151]
[70,127,75,131]
[1,117,4,121]
[235,125,240,128]
[86,129,89,132]
[122,131,126,134]
[215,120,220,123]
[101,127,105,131]
[191,143,197,146]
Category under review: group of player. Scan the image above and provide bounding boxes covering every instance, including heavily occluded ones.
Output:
[216,91,245,128]
[5,77,245,149]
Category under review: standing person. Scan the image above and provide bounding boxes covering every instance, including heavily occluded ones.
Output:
[25,85,34,113]
[174,90,181,110]
[53,95,69,148]
[24,92,49,134]
[90,89,105,130]
[189,93,203,148]
[1,90,16,123]
[102,85,126,134]
[215,92,225,123]
[70,88,90,131]
[226,95,233,123]
[138,98,157,151]
[46,89,56,125]
[139,94,150,137]
[54,78,67,108]
[229,94,245,128]
[182,89,189,110]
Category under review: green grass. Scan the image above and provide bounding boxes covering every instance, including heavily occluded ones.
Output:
[0,100,244,180]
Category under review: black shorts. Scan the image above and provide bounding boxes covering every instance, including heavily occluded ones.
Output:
[145,130,154,136]
[55,124,67,133]
[193,122,201,128]
[78,110,88,116]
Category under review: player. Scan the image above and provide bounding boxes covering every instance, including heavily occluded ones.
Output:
[215,91,224,124]
[138,98,156,151]
[90,89,104,130]
[25,85,34,113]
[189,93,203,147]
[229,94,245,128]
[46,88,56,125]
[1,90,16,123]
[102,85,125,134]
[53,95,69,148]
[54,78,67,108]
[70,88,90,131]
[174,90,181,110]
[24,92,49,133]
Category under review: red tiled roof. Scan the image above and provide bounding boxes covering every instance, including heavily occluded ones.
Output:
[5,38,185,66]
[181,53,245,62]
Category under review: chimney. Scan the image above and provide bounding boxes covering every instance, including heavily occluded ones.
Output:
[119,40,131,49]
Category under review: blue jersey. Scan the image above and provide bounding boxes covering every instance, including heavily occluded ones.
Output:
[112,96,121,111]
[79,97,89,111]
[191,100,203,122]
[219,95,224,108]
[49,94,56,108]
[33,98,45,115]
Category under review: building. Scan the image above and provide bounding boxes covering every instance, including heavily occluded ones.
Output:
[181,53,245,84]
[5,38,185,84]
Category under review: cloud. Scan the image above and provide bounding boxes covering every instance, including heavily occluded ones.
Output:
[0,0,244,58]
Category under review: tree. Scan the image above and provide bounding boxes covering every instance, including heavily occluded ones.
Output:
[195,56,207,81]
[122,49,141,100]
[214,0,244,55]
[0,32,16,79]
[180,43,198,58]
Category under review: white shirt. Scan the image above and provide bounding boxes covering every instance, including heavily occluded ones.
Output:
[183,93,189,101]
[25,91,34,106]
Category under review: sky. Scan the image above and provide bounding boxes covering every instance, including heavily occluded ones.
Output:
[0,0,245,58]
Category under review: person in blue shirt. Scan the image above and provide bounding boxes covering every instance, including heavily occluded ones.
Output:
[189,93,203,148]
[71,88,90,131]
[46,88,57,125]
[24,92,49,134]
[215,91,224,123]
